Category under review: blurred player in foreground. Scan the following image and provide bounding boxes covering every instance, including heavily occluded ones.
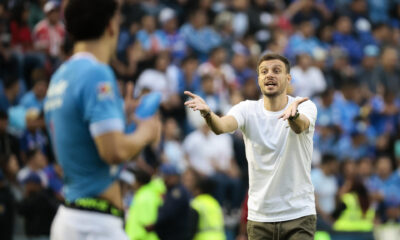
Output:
[44,0,160,239]
[185,53,317,240]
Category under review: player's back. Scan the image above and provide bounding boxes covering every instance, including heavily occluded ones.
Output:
[44,53,124,202]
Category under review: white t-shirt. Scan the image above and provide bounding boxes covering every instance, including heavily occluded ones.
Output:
[227,96,317,222]
[311,168,338,214]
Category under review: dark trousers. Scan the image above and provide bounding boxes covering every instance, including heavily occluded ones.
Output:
[247,215,316,240]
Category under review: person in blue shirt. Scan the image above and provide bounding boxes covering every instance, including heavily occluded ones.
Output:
[0,76,20,113]
[44,1,161,239]
[20,75,48,112]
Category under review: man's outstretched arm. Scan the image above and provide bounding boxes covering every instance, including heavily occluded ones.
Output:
[184,91,238,135]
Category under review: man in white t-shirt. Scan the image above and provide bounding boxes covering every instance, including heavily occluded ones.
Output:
[184,53,317,240]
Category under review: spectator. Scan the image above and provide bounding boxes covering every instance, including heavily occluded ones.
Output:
[150,163,191,240]
[325,47,356,90]
[195,74,222,113]
[0,111,20,159]
[291,53,327,98]
[161,117,186,173]
[312,154,339,230]
[231,49,255,88]
[314,88,341,127]
[0,76,20,112]
[196,46,236,106]
[121,0,145,31]
[159,8,187,63]
[136,14,167,55]
[357,44,380,96]
[371,47,400,97]
[183,120,242,210]
[285,19,321,61]
[332,177,375,233]
[189,176,226,240]
[177,55,199,93]
[336,82,361,135]
[33,1,65,58]
[336,125,372,161]
[214,11,235,55]
[28,0,46,30]
[368,156,400,223]
[125,168,163,240]
[0,164,15,240]
[17,148,48,187]
[19,69,48,112]
[358,157,374,190]
[43,162,63,199]
[332,15,363,65]
[229,0,251,39]
[369,89,400,137]
[180,9,222,61]
[18,171,59,239]
[290,0,329,29]
[134,51,174,101]
[368,0,390,23]
[19,109,48,160]
[370,23,392,48]
[10,3,33,52]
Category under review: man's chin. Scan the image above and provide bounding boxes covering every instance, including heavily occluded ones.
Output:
[263,91,280,98]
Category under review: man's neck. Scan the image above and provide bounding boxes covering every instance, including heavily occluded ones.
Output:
[73,40,111,64]
[263,94,288,112]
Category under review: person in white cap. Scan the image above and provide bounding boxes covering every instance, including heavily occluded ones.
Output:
[33,1,65,58]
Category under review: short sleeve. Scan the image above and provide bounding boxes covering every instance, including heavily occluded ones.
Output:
[298,99,317,132]
[226,101,248,130]
[81,65,124,137]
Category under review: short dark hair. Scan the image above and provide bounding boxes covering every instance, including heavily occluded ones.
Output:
[0,111,7,120]
[257,53,291,73]
[195,177,215,195]
[64,0,118,41]
[26,148,40,161]
[321,154,337,165]
[3,74,19,89]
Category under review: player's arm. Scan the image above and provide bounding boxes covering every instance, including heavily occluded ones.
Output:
[279,97,310,134]
[94,116,160,164]
[184,91,238,134]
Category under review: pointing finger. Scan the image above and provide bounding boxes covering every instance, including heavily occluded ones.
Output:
[184,91,198,99]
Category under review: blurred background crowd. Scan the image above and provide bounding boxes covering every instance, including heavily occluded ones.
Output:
[0,0,400,240]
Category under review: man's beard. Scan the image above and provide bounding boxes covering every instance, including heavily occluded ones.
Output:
[262,85,286,98]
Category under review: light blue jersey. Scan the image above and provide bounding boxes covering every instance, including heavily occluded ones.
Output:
[44,53,124,202]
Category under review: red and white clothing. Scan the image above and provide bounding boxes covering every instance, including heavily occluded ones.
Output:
[33,19,65,57]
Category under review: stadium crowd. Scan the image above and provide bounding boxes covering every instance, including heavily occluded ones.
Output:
[0,0,400,240]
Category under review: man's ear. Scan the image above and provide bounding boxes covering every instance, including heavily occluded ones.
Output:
[287,74,292,83]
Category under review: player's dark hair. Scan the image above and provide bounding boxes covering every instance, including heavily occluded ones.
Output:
[257,53,291,73]
[64,0,118,41]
